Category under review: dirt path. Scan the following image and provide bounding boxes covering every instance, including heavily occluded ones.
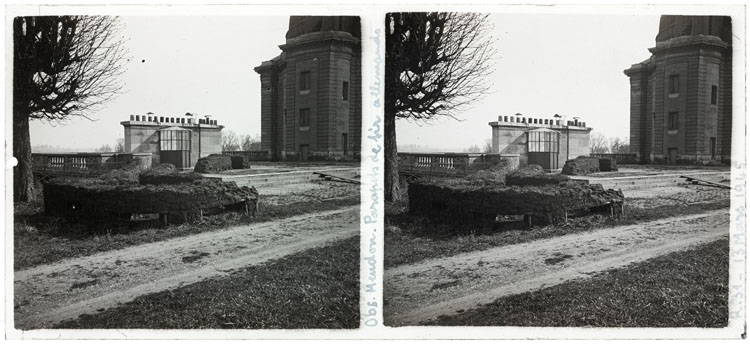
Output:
[384,209,729,326]
[14,206,359,329]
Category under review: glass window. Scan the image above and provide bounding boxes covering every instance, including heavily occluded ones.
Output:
[160,131,168,151]
[160,130,190,151]
[668,112,679,130]
[342,81,349,100]
[711,85,718,105]
[527,130,559,153]
[669,74,680,94]
[300,108,310,127]
[300,71,311,91]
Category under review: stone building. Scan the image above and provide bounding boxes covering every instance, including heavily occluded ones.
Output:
[254,16,361,161]
[624,15,732,164]
[121,113,223,170]
[489,114,592,170]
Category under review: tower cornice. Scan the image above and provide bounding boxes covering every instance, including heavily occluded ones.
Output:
[279,31,360,52]
[649,34,729,55]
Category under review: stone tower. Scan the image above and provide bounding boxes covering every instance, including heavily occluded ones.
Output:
[254,16,361,161]
[624,15,732,163]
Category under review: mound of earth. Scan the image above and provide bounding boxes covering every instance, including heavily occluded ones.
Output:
[194,154,232,173]
[409,178,623,225]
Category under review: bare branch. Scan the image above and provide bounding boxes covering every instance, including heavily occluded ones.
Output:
[14,16,128,123]
[221,130,241,152]
[386,12,496,122]
[13,15,128,202]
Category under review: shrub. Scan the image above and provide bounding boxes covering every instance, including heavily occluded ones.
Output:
[562,157,600,175]
[230,155,251,169]
[506,165,570,186]
[148,163,176,174]
[519,164,544,174]
[598,157,618,172]
[139,163,204,185]
[99,169,140,184]
[464,170,507,185]
[194,154,232,173]
[464,160,517,185]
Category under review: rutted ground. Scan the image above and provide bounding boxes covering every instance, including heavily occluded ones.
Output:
[14,180,360,271]
[384,209,728,326]
[15,206,359,329]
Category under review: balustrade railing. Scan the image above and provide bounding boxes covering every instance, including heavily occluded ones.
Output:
[399,153,520,176]
[589,153,638,164]
[32,153,150,176]
[223,150,271,161]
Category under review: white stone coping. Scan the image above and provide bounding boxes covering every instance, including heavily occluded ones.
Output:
[568,170,730,182]
[202,167,360,180]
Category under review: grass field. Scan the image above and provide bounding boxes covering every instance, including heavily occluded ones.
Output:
[14,184,359,270]
[385,192,729,268]
[55,236,360,329]
[425,238,729,327]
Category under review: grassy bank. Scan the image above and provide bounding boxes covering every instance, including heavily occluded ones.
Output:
[385,195,729,268]
[54,236,360,329]
[425,238,729,327]
[15,187,359,270]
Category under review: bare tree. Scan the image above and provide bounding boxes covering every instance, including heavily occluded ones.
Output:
[240,134,261,151]
[590,132,609,154]
[221,130,241,152]
[385,12,496,201]
[95,144,113,153]
[610,137,630,154]
[114,137,125,153]
[464,144,481,153]
[13,16,127,201]
[483,139,493,153]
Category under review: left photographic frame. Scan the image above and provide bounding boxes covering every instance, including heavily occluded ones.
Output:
[9,13,363,332]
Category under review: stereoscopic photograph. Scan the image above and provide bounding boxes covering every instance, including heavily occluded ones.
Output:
[383,12,739,328]
[11,14,361,330]
[6,3,746,340]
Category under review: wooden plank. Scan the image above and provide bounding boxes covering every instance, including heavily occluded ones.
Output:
[680,175,730,189]
[313,171,360,184]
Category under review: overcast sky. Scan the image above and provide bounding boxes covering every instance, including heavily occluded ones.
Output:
[396,13,661,152]
[28,13,661,151]
[29,16,289,150]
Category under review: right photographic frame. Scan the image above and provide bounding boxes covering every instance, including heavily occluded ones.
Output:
[381,9,745,336]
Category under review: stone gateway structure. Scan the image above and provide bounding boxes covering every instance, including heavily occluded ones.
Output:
[489,114,592,170]
[255,16,362,161]
[121,113,223,170]
[624,15,732,164]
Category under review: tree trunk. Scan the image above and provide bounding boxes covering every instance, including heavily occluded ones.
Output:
[384,110,400,202]
[13,109,35,202]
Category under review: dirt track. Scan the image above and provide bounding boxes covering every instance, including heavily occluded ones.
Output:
[384,209,729,326]
[14,206,359,329]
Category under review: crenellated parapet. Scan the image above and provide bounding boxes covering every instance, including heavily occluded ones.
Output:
[488,114,590,131]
